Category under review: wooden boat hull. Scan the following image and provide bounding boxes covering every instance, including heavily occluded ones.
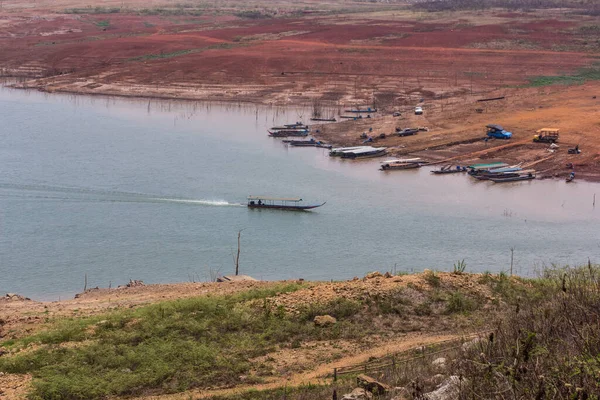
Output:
[271,125,308,130]
[310,118,336,122]
[431,169,467,174]
[490,175,535,183]
[345,109,377,113]
[248,202,326,211]
[342,151,387,159]
[381,163,422,170]
[268,130,309,137]
[289,142,332,148]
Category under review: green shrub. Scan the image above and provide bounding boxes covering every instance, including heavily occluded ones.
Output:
[445,291,477,314]
[423,270,441,287]
[453,259,467,274]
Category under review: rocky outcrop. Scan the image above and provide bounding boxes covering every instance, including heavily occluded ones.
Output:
[432,357,447,371]
[1,293,30,302]
[342,387,373,400]
[423,376,465,400]
[357,374,390,395]
[313,315,337,326]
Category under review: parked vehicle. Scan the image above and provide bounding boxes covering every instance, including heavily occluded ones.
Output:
[414,106,423,115]
[486,124,512,139]
[533,128,559,143]
[396,128,419,137]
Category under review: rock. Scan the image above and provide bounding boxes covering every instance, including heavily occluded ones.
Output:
[357,374,390,395]
[313,315,337,326]
[365,271,382,279]
[429,374,446,386]
[1,293,31,302]
[126,280,145,288]
[0,348,8,357]
[423,376,465,400]
[342,387,373,400]
[384,271,392,278]
[432,357,446,370]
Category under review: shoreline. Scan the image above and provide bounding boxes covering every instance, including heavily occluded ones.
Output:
[4,81,600,184]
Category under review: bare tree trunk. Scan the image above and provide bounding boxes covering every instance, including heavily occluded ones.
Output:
[235,230,241,275]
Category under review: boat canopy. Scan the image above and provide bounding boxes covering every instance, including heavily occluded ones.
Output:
[347,147,386,155]
[380,158,421,163]
[485,167,522,174]
[468,162,508,169]
[331,146,367,152]
[248,196,302,202]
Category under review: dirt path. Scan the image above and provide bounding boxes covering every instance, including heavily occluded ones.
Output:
[136,332,463,400]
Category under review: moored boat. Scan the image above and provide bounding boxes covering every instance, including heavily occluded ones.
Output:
[270,122,306,129]
[285,139,332,148]
[431,165,468,174]
[329,146,369,157]
[380,158,424,171]
[310,117,336,122]
[268,129,309,137]
[271,124,309,130]
[345,108,377,113]
[340,147,387,159]
[471,166,525,180]
[467,162,509,172]
[247,196,325,211]
[489,171,536,183]
[468,163,521,177]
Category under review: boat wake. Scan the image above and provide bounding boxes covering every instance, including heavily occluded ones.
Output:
[0,183,243,207]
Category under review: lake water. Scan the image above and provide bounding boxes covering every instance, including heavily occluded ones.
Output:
[1,85,599,300]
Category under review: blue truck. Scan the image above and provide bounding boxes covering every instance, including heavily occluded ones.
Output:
[486,124,512,139]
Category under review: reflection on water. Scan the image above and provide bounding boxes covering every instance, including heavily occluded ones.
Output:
[0,84,599,300]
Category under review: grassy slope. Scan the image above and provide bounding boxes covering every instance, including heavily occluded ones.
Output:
[0,271,530,399]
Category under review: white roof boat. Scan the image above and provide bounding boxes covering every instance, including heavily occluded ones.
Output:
[341,147,387,159]
[380,158,424,170]
[379,158,422,164]
[329,146,371,156]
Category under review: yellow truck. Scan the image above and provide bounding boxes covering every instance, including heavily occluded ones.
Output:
[533,128,559,143]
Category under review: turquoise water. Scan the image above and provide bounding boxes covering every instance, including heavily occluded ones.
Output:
[1,86,599,300]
